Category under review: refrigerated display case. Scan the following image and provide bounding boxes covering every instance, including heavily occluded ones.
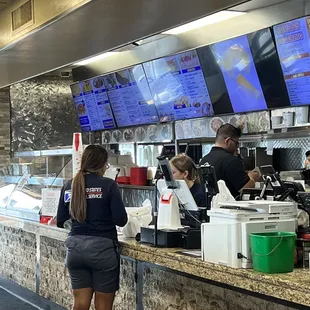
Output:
[0,148,73,221]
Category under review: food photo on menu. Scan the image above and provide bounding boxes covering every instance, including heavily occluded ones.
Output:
[93,76,105,89]
[71,83,81,96]
[211,35,268,113]
[116,69,134,86]
[83,80,93,93]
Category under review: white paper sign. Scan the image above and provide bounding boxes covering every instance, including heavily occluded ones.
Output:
[41,189,61,216]
[266,140,274,156]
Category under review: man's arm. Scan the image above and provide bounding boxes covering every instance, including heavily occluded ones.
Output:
[243,171,260,189]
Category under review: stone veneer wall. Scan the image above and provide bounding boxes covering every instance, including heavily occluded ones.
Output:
[0,224,36,292]
[142,265,295,310]
[10,76,81,152]
[0,88,11,166]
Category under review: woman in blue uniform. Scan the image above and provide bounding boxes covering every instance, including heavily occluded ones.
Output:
[170,154,206,208]
[57,145,127,310]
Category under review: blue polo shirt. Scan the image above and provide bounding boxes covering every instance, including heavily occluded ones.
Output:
[57,173,127,240]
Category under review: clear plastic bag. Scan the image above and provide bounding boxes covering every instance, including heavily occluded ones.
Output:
[121,199,152,237]
[212,180,235,209]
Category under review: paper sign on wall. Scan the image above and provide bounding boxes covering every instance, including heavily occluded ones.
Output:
[41,189,61,217]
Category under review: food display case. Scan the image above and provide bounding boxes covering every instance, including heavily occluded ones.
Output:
[0,148,73,222]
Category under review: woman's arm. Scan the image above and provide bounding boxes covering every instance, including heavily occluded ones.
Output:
[109,181,128,227]
[56,183,71,228]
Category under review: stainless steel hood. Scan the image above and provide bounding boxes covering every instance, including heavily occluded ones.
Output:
[72,0,308,82]
[0,0,248,89]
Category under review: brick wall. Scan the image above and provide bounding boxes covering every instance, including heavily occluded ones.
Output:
[0,88,11,166]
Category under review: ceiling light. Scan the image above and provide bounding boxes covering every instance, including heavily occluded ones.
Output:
[163,10,246,35]
[74,52,118,66]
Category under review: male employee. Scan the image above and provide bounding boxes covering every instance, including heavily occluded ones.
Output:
[200,124,258,198]
[305,150,310,169]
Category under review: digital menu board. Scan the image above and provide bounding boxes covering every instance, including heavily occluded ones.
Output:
[104,65,159,127]
[70,77,116,132]
[197,28,291,114]
[143,50,214,122]
[274,16,310,106]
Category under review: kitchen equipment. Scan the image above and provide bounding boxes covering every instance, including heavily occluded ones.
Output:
[140,180,199,247]
[116,176,130,184]
[118,155,133,165]
[130,167,148,186]
[140,157,200,248]
[282,112,294,127]
[295,106,309,124]
[201,200,297,268]
[271,116,282,127]
[124,164,137,177]
[105,165,124,180]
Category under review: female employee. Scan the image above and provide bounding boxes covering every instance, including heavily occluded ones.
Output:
[170,154,206,208]
[57,145,127,310]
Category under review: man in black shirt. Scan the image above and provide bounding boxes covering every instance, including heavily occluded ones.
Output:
[200,124,258,198]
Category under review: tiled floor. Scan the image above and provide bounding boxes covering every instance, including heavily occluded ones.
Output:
[0,288,37,309]
[0,276,66,310]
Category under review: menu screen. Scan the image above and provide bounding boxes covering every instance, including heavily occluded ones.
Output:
[197,28,290,114]
[104,65,159,127]
[274,16,310,105]
[211,35,268,113]
[143,50,214,122]
[70,77,116,132]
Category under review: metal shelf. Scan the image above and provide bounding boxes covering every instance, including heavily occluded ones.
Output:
[14,148,72,158]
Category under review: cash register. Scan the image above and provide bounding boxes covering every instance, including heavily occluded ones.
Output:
[140,157,215,249]
[240,165,304,202]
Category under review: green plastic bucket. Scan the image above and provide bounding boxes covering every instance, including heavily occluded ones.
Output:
[250,232,296,274]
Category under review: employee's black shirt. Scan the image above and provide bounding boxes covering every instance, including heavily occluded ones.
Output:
[200,147,250,198]
[190,183,206,208]
[57,173,128,240]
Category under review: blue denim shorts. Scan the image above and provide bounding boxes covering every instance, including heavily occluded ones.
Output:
[65,235,120,293]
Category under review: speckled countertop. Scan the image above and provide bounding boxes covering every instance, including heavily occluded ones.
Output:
[0,215,309,307]
[119,236,310,307]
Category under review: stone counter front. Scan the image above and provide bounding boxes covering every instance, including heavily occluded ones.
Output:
[0,216,308,310]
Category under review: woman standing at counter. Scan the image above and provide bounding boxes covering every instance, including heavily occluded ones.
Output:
[170,154,206,208]
[57,145,128,310]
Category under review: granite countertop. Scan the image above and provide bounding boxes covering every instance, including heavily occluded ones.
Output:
[0,215,309,307]
[119,237,310,307]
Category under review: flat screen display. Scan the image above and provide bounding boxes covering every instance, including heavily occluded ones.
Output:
[143,50,214,122]
[70,77,116,132]
[197,28,290,114]
[104,65,159,127]
[273,16,310,106]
